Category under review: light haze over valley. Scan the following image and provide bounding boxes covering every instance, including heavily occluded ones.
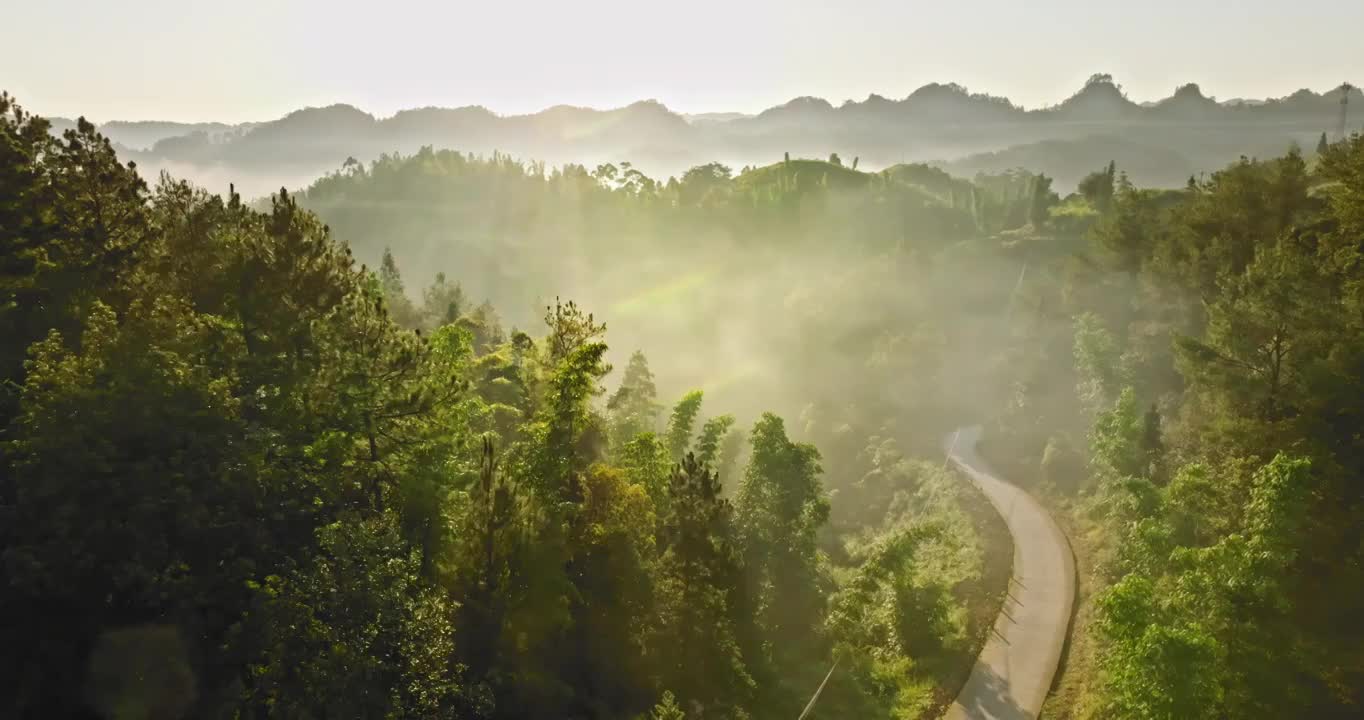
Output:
[4,2,1364,719]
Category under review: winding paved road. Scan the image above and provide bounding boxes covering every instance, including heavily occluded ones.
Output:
[942,426,1075,720]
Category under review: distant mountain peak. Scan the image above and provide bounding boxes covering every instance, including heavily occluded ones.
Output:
[285,103,371,118]
[1051,74,1138,118]
[1173,83,1207,100]
[906,83,975,102]
[1074,74,1126,98]
[622,99,678,117]
[773,96,834,111]
[1152,82,1220,118]
[754,96,835,121]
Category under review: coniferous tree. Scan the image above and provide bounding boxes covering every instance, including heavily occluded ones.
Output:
[608,351,662,452]
[654,453,752,715]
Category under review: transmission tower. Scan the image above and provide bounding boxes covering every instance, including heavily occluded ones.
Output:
[1341,82,1354,142]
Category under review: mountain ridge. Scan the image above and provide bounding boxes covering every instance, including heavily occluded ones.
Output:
[34,76,1360,197]
[48,77,1362,141]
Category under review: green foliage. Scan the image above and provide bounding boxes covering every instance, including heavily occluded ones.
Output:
[1093,454,1317,719]
[7,90,995,717]
[1078,161,1117,213]
[1040,433,1087,493]
[654,454,752,714]
[242,517,481,719]
[608,351,662,452]
[981,127,1364,719]
[24,88,1364,719]
[1176,235,1332,424]
[619,432,673,512]
[735,413,831,687]
[1073,312,1125,414]
[694,413,737,470]
[421,271,468,330]
[1090,387,1157,480]
[665,390,705,461]
[678,162,733,206]
[0,93,150,423]
[1095,575,1222,720]
[642,691,686,720]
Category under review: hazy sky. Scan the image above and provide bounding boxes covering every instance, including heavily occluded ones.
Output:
[8,0,1363,123]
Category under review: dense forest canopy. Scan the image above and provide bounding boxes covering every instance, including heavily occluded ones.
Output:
[5,77,1364,720]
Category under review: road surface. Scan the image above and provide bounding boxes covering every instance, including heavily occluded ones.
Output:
[942,426,1074,720]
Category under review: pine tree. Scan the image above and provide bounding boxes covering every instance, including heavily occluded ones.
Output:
[655,454,751,713]
[378,246,421,328]
[645,691,687,720]
[607,351,662,452]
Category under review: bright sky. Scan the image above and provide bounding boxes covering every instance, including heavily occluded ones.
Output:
[7,0,1363,123]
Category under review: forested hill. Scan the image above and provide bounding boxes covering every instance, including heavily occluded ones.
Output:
[53,76,1364,196]
[6,85,1364,720]
[294,150,1049,422]
[1,92,1014,720]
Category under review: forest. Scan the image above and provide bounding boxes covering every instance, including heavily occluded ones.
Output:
[4,82,1364,720]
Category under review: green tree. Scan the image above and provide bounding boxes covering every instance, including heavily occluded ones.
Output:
[694,414,737,469]
[242,517,482,719]
[1078,161,1117,213]
[665,390,705,461]
[311,281,462,514]
[459,300,506,354]
[1176,236,1331,425]
[1091,387,1151,480]
[379,246,422,328]
[619,432,673,513]
[3,301,256,716]
[608,351,662,452]
[1029,172,1058,227]
[562,463,658,717]
[1096,454,1316,718]
[0,96,150,422]
[422,271,468,330]
[654,454,751,714]
[678,163,733,206]
[1073,312,1126,414]
[735,414,830,683]
[1096,575,1222,719]
[1092,184,1165,278]
[1161,151,1311,300]
[642,691,687,720]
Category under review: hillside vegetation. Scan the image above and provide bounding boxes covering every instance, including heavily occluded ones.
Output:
[5,82,1364,720]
